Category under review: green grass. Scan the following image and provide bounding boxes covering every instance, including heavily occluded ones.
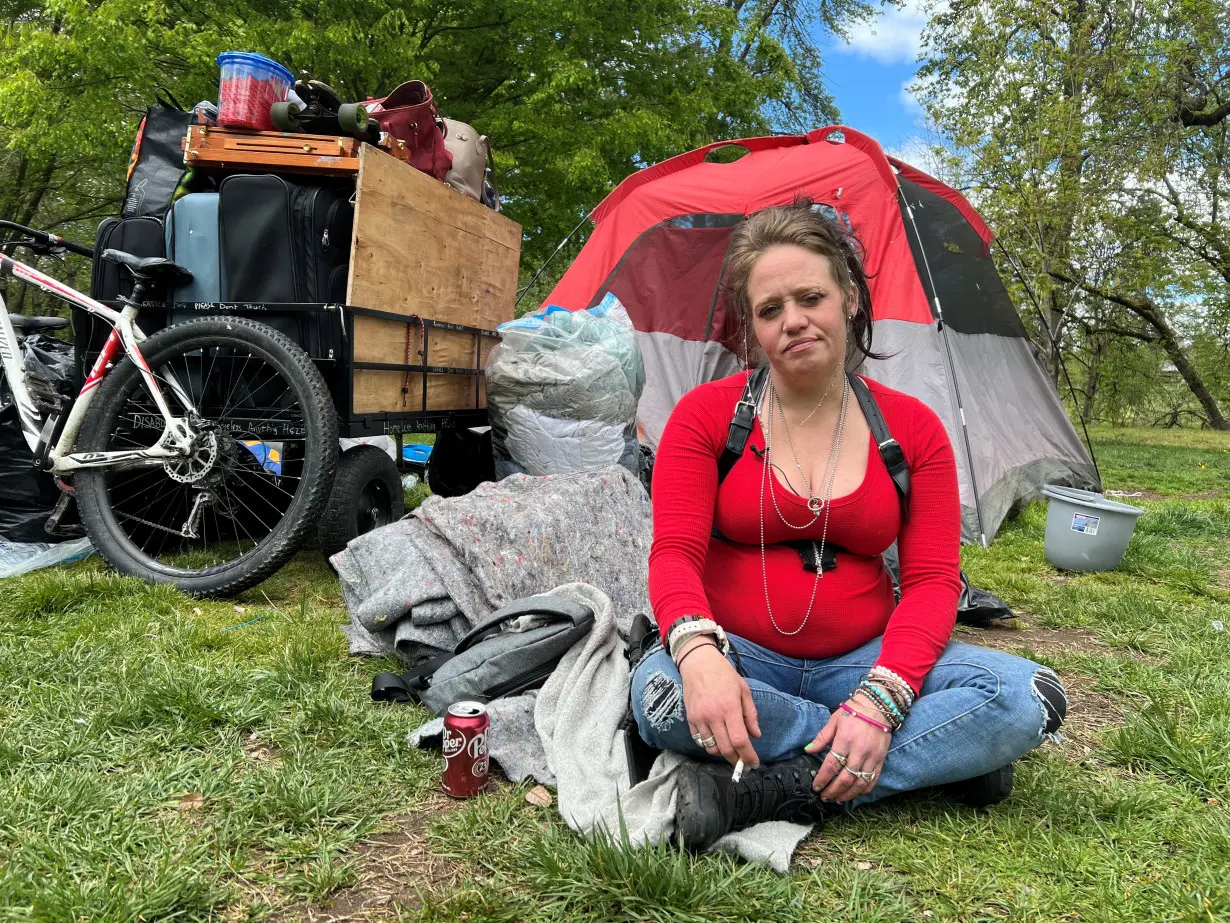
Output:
[3,428,1230,922]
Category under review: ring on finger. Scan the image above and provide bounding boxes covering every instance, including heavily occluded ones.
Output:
[842,765,877,782]
[830,751,848,766]
[699,734,717,748]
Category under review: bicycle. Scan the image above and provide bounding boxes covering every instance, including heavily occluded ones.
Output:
[0,221,337,596]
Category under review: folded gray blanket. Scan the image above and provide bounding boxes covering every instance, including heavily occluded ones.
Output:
[333,466,653,662]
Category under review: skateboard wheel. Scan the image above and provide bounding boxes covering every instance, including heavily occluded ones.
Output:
[270,101,303,131]
[338,103,369,134]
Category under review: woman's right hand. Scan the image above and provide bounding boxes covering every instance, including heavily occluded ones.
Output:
[678,639,762,768]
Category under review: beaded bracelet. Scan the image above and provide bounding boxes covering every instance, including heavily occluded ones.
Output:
[865,674,915,708]
[857,681,905,725]
[851,689,903,732]
[860,671,913,715]
[840,702,892,734]
[863,672,910,711]
[868,666,916,706]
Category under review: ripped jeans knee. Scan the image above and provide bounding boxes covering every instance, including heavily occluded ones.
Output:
[630,649,700,754]
[1031,667,1068,737]
[639,667,686,736]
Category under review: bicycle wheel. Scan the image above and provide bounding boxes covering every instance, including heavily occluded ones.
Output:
[74,317,338,597]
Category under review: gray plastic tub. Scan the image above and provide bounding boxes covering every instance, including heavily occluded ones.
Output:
[1042,484,1144,572]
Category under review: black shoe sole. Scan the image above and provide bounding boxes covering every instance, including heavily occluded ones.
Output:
[947,762,1014,807]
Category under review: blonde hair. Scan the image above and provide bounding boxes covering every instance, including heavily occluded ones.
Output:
[721,199,883,363]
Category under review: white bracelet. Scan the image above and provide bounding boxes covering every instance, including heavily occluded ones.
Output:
[668,619,730,660]
[868,666,915,705]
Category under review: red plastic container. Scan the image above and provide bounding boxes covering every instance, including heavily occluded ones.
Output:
[216,52,293,131]
[441,701,490,797]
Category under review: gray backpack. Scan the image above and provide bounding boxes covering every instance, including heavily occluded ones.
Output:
[370,595,595,715]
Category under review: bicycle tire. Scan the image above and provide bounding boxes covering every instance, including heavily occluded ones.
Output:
[74,316,338,597]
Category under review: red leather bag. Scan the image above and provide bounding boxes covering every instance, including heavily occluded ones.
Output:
[365,81,452,181]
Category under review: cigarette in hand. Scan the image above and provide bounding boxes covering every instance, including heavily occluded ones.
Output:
[732,759,745,783]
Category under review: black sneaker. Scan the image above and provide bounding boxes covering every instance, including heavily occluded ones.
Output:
[673,754,831,852]
[944,761,1014,808]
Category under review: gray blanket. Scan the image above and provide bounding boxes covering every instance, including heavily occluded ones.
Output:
[335,470,813,870]
[334,467,654,662]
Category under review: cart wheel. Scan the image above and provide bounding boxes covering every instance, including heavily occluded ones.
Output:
[271,101,303,131]
[317,445,405,562]
[337,103,369,135]
[425,427,494,498]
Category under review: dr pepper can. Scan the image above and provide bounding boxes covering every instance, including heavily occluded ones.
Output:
[441,700,490,797]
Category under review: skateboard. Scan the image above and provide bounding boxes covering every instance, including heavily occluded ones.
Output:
[271,78,381,144]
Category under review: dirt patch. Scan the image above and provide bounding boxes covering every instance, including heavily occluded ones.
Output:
[1052,671,1131,758]
[243,731,283,766]
[1107,488,1224,501]
[959,623,1113,659]
[274,794,470,922]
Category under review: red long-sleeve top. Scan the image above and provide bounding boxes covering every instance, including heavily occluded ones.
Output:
[649,371,962,693]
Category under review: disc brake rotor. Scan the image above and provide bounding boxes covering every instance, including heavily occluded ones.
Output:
[163,430,219,484]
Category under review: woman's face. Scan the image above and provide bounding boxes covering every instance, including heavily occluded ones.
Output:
[747,245,852,377]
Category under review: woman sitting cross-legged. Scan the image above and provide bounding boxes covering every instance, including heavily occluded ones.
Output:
[631,200,1068,852]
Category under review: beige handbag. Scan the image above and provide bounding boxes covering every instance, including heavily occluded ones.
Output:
[441,118,491,202]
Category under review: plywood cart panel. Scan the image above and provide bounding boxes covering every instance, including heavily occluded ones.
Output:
[346,146,520,416]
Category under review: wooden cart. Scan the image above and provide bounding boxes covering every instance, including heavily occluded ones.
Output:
[179,128,522,438]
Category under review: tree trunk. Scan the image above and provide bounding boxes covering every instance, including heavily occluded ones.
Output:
[1050,270,1230,430]
[1045,286,1066,385]
[1146,310,1229,430]
[1081,338,1102,423]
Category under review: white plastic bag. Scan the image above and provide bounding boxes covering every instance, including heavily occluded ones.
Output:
[486,294,645,479]
[0,538,94,578]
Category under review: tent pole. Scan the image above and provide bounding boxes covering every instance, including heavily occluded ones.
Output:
[992,241,1102,487]
[898,188,989,547]
[515,210,595,308]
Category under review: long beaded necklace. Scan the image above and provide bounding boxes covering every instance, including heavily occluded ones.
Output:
[757,375,850,636]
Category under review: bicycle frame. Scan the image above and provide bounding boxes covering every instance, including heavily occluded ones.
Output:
[0,253,198,475]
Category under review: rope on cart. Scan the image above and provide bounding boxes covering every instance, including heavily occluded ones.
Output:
[402,314,427,408]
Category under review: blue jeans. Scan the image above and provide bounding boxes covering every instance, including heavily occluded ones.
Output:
[630,633,1066,808]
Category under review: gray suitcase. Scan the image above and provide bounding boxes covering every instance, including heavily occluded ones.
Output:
[165,192,224,312]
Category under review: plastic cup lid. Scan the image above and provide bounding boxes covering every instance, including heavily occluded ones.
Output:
[215,51,294,84]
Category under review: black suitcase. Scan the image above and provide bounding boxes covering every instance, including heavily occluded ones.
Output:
[76,216,169,385]
[219,174,353,304]
[90,215,166,303]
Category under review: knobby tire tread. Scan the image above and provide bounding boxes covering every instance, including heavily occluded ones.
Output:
[74,316,338,597]
[317,444,404,562]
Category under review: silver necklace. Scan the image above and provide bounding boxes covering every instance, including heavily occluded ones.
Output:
[757,377,850,636]
[770,379,843,514]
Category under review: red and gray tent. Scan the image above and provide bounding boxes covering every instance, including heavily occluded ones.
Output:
[543,126,1099,543]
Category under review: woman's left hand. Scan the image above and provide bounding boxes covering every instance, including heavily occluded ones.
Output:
[804,699,892,803]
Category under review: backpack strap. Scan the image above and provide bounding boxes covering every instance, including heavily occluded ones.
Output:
[846,372,910,525]
[716,364,769,486]
[710,367,911,539]
[371,652,450,703]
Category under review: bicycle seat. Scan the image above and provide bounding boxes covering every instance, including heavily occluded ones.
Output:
[101,249,194,286]
[10,314,69,333]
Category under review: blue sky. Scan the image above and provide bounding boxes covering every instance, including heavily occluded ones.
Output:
[811,1,929,161]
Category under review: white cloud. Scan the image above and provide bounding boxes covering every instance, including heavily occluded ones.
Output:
[899,77,922,114]
[883,133,961,182]
[838,0,929,64]
[884,134,933,167]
